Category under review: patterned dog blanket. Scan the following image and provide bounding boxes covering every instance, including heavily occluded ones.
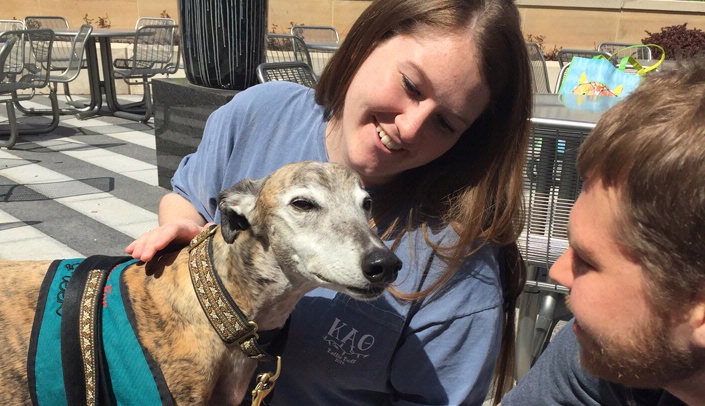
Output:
[28,256,173,406]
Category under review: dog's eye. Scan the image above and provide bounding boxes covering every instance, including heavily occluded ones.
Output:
[362,197,372,212]
[290,198,317,211]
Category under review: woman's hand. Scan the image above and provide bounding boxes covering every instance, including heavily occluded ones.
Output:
[126,193,209,262]
[126,220,207,262]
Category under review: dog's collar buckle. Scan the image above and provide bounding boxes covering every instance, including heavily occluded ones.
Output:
[188,224,218,252]
[233,321,259,345]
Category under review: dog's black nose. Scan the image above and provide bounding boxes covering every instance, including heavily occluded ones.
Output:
[362,249,402,284]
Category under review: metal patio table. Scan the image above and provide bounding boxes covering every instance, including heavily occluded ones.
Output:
[54,28,144,118]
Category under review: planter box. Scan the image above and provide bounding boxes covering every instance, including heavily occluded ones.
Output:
[152,78,240,189]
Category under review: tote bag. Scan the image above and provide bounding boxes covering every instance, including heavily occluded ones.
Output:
[558,44,664,98]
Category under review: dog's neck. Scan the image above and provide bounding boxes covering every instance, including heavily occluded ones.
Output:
[136,225,315,404]
[206,226,315,332]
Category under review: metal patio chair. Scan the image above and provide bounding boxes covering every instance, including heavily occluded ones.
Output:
[290,25,339,76]
[266,34,314,70]
[112,23,180,122]
[15,24,93,117]
[554,62,571,93]
[23,16,85,106]
[119,17,178,111]
[135,17,175,28]
[290,25,339,47]
[526,42,552,93]
[598,41,652,60]
[556,48,611,68]
[514,118,589,378]
[256,61,317,87]
[0,20,24,31]
[0,29,55,148]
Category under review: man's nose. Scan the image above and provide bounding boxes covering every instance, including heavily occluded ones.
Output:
[548,249,574,288]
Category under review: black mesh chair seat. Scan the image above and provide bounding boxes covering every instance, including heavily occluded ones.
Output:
[256,61,317,87]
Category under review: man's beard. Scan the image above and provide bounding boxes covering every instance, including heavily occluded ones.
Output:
[567,295,705,388]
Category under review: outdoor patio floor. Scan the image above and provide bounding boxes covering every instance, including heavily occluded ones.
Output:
[0,94,169,260]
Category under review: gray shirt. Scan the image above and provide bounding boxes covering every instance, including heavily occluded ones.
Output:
[503,319,686,406]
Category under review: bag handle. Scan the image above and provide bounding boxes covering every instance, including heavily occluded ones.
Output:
[607,44,665,76]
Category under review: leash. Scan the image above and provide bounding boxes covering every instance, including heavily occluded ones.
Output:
[29,257,174,406]
[188,224,286,406]
[60,255,135,406]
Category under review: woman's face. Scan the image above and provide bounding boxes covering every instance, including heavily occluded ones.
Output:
[326,28,491,186]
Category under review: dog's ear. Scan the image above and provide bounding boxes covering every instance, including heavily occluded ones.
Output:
[217,177,266,244]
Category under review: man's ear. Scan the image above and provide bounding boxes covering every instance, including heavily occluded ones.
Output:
[689,290,705,349]
[217,177,266,244]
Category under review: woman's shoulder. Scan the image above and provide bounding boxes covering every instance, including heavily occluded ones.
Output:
[231,81,317,108]
[441,241,502,312]
[209,81,322,128]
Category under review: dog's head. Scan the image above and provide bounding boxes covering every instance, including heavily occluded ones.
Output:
[217,161,401,300]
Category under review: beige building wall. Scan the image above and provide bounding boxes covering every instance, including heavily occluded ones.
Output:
[270,0,705,50]
[516,0,705,51]
[3,0,180,29]
[5,0,704,95]
[5,0,704,49]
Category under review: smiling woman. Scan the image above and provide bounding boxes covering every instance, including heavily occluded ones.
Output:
[127,0,532,404]
[323,29,490,187]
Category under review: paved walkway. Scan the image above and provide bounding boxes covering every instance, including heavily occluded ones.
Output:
[0,95,168,260]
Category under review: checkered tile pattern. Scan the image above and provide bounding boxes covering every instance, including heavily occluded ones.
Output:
[0,95,168,259]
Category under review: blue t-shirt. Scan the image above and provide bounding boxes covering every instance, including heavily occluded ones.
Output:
[502,319,687,406]
[172,81,504,405]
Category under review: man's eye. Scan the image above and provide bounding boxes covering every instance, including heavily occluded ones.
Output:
[438,115,455,134]
[571,250,591,275]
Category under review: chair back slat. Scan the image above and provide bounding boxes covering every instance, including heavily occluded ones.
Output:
[135,17,175,29]
[0,29,54,91]
[0,20,24,32]
[114,24,179,77]
[290,25,339,45]
[598,42,652,60]
[0,36,20,81]
[134,25,176,66]
[554,62,571,93]
[526,42,551,93]
[518,121,587,270]
[266,34,313,68]
[49,24,93,83]
[257,61,317,87]
[23,16,74,70]
[556,49,611,68]
[289,26,338,76]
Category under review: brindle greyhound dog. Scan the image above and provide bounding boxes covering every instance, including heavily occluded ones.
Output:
[0,161,401,405]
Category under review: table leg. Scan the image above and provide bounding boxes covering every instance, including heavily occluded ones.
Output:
[99,37,146,114]
[75,38,103,119]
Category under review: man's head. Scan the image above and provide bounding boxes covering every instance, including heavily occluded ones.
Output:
[549,59,705,388]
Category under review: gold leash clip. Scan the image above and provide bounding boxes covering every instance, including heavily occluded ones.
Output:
[251,356,282,406]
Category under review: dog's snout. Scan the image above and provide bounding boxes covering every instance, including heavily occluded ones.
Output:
[362,249,402,284]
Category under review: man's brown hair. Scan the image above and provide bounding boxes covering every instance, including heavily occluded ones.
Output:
[578,59,705,311]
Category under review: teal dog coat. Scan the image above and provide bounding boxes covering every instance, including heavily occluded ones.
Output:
[28,256,174,406]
